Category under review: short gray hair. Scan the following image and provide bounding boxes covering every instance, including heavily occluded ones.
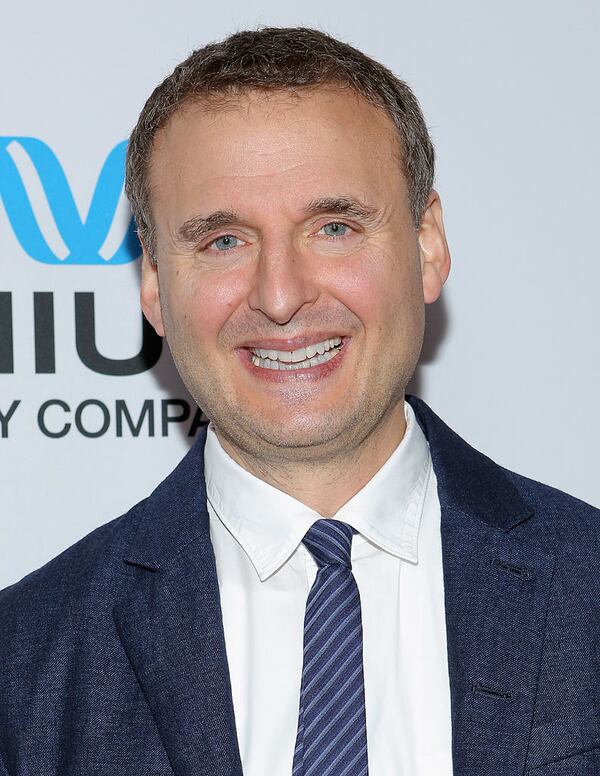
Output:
[125,26,435,258]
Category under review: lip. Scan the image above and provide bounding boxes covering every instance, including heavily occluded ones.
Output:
[237,333,348,352]
[237,336,350,381]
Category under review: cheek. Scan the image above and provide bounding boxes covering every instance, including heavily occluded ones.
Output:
[324,247,421,329]
[163,269,246,349]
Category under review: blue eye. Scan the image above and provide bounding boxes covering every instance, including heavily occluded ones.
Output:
[211,235,240,251]
[320,222,350,238]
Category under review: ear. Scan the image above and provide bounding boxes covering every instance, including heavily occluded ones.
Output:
[140,246,165,337]
[418,190,451,304]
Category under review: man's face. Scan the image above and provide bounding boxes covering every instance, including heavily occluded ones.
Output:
[142,87,449,464]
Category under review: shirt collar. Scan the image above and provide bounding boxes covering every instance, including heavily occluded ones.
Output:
[204,401,432,581]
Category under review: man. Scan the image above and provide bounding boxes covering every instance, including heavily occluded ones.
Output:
[0,26,598,776]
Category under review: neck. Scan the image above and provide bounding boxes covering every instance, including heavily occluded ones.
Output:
[214,401,407,517]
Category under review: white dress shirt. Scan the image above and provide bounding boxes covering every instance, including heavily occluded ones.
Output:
[205,401,453,776]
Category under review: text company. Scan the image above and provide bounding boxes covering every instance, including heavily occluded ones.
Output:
[0,399,206,439]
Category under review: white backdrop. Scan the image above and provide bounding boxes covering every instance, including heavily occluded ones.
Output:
[1,0,598,590]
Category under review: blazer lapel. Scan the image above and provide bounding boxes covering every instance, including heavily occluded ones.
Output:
[113,429,243,776]
[408,396,555,776]
[441,507,554,775]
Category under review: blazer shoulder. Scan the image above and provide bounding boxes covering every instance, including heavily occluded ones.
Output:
[0,433,206,659]
[502,465,600,556]
[0,496,147,649]
[506,465,599,521]
[407,394,599,537]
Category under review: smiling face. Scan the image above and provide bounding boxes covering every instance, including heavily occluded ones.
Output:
[141,86,450,466]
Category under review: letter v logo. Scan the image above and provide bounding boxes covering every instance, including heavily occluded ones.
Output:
[0,137,140,264]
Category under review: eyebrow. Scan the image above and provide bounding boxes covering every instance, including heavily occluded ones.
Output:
[175,196,379,247]
[303,196,379,221]
[176,210,239,246]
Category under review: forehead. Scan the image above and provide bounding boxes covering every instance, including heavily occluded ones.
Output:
[148,87,405,219]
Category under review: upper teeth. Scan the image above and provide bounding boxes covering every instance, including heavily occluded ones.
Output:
[252,337,342,363]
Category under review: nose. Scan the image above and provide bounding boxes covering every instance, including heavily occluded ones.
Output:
[247,239,320,324]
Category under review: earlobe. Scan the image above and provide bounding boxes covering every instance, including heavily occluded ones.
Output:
[140,248,165,337]
[418,190,451,304]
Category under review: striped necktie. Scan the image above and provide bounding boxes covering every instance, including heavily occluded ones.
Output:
[292,518,369,776]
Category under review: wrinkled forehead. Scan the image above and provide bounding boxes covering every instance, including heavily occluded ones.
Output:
[149,84,403,178]
[146,86,406,229]
[150,90,408,250]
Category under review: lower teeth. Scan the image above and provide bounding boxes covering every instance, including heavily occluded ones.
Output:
[252,345,341,370]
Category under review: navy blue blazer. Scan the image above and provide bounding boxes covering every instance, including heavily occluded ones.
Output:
[1,396,599,775]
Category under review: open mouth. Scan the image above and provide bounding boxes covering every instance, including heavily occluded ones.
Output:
[250,337,344,371]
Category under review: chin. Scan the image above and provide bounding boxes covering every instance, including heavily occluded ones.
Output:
[236,411,360,457]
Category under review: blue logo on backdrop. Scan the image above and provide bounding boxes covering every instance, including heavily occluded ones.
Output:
[0,138,140,264]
